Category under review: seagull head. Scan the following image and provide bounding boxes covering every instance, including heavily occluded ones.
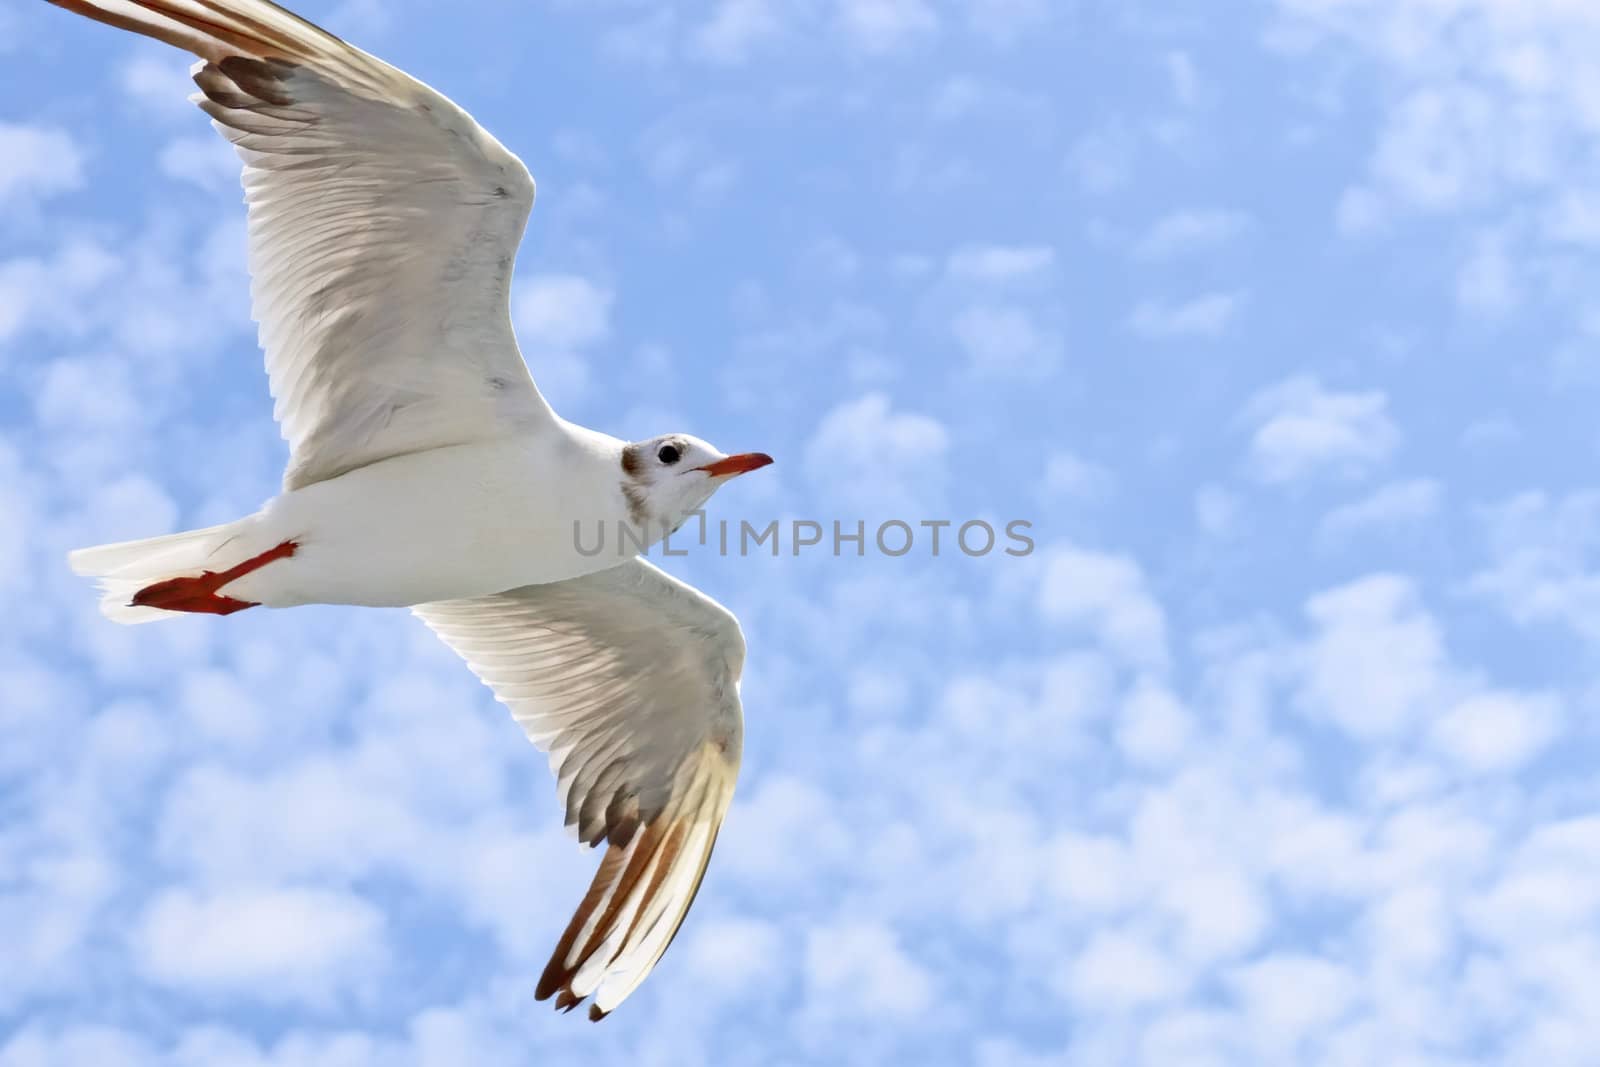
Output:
[621,434,773,534]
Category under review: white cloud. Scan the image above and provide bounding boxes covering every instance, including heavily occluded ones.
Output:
[836,0,938,52]
[1544,188,1600,247]
[929,77,1050,125]
[1365,884,1454,973]
[1067,124,1135,194]
[718,774,855,890]
[158,135,240,191]
[799,235,862,282]
[961,0,1048,45]
[1064,929,1184,1010]
[1469,491,1600,642]
[118,52,198,122]
[0,241,119,347]
[1132,209,1251,261]
[1040,450,1113,501]
[1038,545,1169,671]
[1465,818,1600,949]
[1128,291,1246,339]
[131,886,387,1005]
[1296,574,1446,740]
[950,304,1062,377]
[512,274,611,350]
[1166,50,1204,109]
[0,124,84,208]
[1046,832,1136,915]
[510,273,613,409]
[639,125,739,200]
[1194,484,1241,537]
[693,0,783,63]
[1227,955,1358,1055]
[178,668,271,751]
[1368,85,1495,214]
[804,920,935,1019]
[804,392,948,513]
[0,1026,157,1067]
[1116,681,1194,767]
[1167,866,1268,963]
[945,244,1056,283]
[1242,375,1400,484]
[1317,478,1441,544]
[1430,691,1561,774]
[599,9,679,70]
[1457,231,1520,316]
[682,915,786,997]
[1272,0,1600,340]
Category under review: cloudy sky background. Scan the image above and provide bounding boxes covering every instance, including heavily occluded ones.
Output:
[4,0,1600,1063]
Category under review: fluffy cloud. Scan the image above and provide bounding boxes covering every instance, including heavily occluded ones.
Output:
[1469,491,1600,642]
[1317,478,1441,544]
[1295,574,1446,740]
[692,0,783,63]
[1128,291,1246,339]
[941,243,1063,375]
[1272,0,1600,343]
[804,920,935,1019]
[1037,545,1169,671]
[1430,691,1561,774]
[510,274,613,410]
[1242,376,1400,484]
[959,0,1048,45]
[0,123,84,209]
[950,303,1062,377]
[1064,929,1184,1010]
[835,0,939,52]
[1132,209,1251,262]
[803,392,948,513]
[945,244,1056,283]
[131,886,388,1005]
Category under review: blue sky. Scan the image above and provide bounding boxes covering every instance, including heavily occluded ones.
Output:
[3,0,1600,1062]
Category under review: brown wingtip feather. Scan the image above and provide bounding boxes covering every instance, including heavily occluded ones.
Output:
[535,843,628,1002]
[48,0,218,56]
[46,0,340,65]
[536,824,666,1006]
[532,815,700,1018]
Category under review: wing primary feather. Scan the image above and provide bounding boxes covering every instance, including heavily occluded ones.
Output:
[570,822,673,966]
[534,845,629,1002]
[131,0,281,56]
[191,0,321,52]
[48,0,212,53]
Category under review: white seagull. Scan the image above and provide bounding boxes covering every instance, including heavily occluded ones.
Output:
[52,0,773,1020]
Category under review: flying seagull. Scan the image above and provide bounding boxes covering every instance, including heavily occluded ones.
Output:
[51,0,773,1020]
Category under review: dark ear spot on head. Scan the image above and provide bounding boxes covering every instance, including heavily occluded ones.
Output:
[620,444,642,478]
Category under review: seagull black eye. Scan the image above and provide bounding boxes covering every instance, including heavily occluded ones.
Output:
[657,444,681,466]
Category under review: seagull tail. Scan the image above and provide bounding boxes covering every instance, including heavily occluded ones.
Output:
[68,517,260,624]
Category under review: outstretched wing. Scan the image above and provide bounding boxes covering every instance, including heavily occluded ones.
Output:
[415,559,747,1020]
[49,0,554,489]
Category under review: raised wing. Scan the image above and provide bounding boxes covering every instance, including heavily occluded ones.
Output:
[50,0,554,489]
[414,559,747,1020]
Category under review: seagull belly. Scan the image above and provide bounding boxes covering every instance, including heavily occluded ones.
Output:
[223,440,633,609]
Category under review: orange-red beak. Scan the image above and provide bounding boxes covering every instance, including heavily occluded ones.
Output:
[696,452,774,478]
